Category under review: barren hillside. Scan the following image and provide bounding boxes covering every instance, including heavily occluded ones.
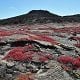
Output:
[0,10,80,80]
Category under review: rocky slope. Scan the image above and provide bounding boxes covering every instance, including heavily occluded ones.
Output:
[0,23,80,80]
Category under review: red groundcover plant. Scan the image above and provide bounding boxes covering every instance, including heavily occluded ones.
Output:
[2,46,53,63]
[57,55,80,69]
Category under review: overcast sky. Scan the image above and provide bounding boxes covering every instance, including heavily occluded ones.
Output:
[0,0,80,19]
